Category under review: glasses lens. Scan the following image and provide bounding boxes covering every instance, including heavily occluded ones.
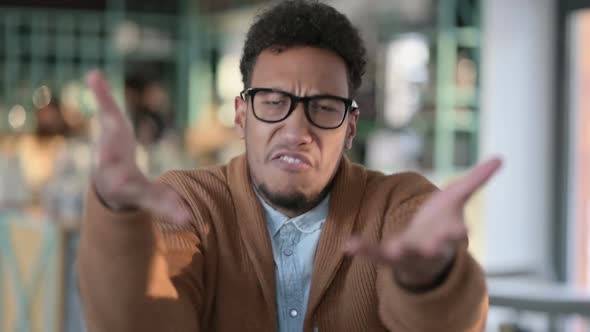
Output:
[308,98,347,128]
[252,90,291,122]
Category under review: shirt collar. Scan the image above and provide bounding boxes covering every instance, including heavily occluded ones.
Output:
[255,189,330,237]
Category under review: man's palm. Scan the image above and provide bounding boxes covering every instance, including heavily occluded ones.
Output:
[87,70,188,223]
[346,158,502,287]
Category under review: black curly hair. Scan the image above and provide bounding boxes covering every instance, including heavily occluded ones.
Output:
[239,0,367,97]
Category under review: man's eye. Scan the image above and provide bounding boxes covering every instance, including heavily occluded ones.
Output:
[263,100,286,105]
[319,106,338,112]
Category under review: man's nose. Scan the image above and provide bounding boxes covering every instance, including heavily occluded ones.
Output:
[280,101,313,145]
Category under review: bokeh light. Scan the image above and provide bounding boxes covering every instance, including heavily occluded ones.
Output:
[8,104,27,129]
[32,85,52,109]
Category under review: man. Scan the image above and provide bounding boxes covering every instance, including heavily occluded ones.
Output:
[79,1,500,331]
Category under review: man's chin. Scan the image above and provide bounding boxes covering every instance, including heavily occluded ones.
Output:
[264,186,309,202]
[256,182,315,213]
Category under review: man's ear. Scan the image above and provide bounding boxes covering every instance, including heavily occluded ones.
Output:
[235,96,246,139]
[345,109,359,149]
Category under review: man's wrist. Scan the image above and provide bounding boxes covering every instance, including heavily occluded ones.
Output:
[393,255,456,293]
[93,181,138,212]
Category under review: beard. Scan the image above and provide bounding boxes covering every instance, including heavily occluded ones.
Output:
[254,177,334,216]
[246,127,349,216]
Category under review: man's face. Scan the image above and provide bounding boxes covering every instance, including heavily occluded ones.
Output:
[235,47,359,216]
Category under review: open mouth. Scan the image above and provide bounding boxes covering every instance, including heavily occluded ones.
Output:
[271,152,312,171]
[278,155,305,164]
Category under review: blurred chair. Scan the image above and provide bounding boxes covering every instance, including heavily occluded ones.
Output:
[0,211,60,332]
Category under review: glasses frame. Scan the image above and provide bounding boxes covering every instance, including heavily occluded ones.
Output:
[240,87,358,130]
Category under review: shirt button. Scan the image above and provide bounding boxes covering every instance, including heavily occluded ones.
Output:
[283,248,293,256]
[289,309,298,318]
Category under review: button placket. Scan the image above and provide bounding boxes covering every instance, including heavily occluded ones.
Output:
[278,222,304,328]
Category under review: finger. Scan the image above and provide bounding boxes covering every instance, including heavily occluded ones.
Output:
[138,182,191,225]
[86,70,122,118]
[446,157,503,203]
[86,70,131,135]
[87,71,136,164]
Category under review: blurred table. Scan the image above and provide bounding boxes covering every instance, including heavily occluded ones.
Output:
[488,278,590,317]
[488,277,590,332]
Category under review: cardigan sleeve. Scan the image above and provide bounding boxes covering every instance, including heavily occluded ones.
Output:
[78,171,213,332]
[375,172,488,331]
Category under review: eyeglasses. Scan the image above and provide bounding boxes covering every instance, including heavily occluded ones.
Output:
[240,87,358,129]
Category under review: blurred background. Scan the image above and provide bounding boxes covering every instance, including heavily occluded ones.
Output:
[0,0,587,331]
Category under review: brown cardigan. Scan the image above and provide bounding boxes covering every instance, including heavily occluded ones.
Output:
[78,155,487,332]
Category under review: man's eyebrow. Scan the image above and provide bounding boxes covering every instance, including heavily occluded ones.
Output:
[274,87,342,97]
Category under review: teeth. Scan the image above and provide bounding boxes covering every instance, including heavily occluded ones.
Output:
[279,155,303,164]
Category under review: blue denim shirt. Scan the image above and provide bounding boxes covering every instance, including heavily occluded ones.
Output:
[257,193,329,332]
